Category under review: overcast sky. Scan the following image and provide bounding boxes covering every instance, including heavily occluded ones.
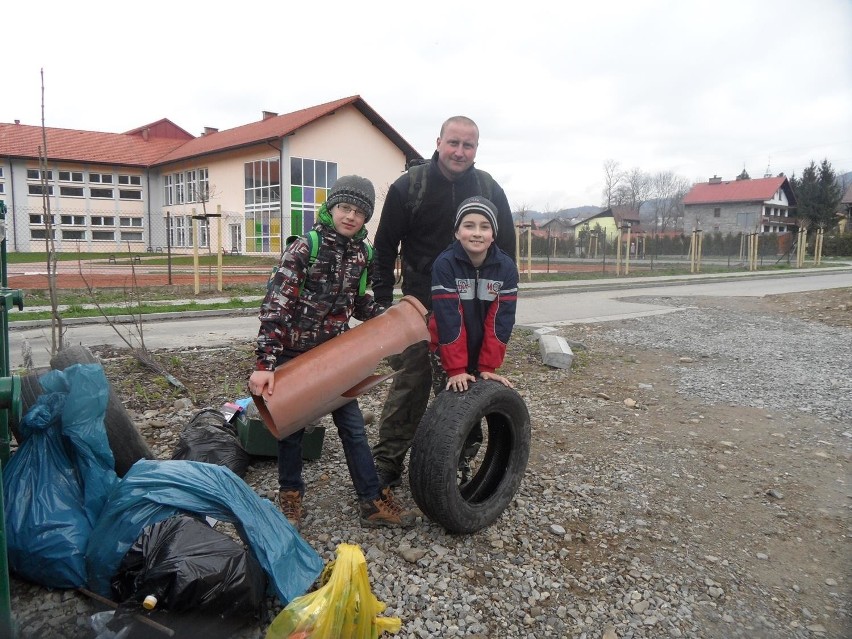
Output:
[5,0,851,211]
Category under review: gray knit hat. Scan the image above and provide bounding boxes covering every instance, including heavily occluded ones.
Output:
[326,175,375,221]
[454,196,499,235]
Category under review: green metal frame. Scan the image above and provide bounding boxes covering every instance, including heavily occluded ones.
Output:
[0,201,24,637]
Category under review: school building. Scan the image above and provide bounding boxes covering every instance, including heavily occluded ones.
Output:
[0,96,421,254]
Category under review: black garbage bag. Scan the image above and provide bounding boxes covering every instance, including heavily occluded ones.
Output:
[171,409,251,477]
[110,514,267,638]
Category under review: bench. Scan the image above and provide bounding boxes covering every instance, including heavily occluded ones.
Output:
[108,255,141,264]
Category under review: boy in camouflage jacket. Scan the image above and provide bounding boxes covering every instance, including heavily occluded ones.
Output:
[249,175,414,530]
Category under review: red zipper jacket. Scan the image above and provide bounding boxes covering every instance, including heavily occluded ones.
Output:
[428,240,518,377]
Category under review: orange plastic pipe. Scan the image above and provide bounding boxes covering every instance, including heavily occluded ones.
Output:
[251,296,429,439]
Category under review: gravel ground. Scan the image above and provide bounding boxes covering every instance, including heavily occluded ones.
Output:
[7,287,851,639]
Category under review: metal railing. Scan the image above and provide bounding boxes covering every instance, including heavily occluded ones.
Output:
[0,201,24,637]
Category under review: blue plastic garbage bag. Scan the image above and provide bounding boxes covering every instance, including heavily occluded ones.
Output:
[86,459,323,605]
[3,364,116,588]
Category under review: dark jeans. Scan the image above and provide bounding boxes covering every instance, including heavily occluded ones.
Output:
[278,399,380,502]
[275,355,380,502]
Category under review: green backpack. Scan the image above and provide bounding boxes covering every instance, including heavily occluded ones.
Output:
[268,230,374,296]
[406,159,496,216]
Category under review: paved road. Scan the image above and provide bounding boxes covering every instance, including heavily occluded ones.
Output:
[9,269,851,370]
[517,270,851,327]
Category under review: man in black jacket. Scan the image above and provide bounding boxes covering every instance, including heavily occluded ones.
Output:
[371,115,516,487]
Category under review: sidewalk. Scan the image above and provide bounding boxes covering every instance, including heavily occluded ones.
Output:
[10,264,852,327]
[521,263,852,293]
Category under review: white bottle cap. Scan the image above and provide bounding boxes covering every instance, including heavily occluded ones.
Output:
[143,595,157,610]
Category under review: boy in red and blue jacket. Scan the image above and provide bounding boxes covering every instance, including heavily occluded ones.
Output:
[429,196,518,393]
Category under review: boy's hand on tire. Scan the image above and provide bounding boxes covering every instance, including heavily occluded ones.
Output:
[446,373,476,392]
[480,372,513,388]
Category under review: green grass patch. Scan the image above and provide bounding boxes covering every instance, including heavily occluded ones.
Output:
[20,283,265,306]
[7,251,118,263]
[8,251,277,267]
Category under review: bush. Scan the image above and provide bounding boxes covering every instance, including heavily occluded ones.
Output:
[820,232,852,257]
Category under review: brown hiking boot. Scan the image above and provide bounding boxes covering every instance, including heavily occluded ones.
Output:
[278,490,303,529]
[359,486,415,528]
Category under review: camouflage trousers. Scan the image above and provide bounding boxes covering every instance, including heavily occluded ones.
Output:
[372,340,434,476]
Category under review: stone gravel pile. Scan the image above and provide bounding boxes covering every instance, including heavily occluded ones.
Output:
[603,295,852,423]
[9,291,851,639]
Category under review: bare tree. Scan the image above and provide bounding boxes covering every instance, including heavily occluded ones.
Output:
[601,159,624,208]
[612,183,632,207]
[39,68,64,356]
[623,167,652,213]
[194,178,220,255]
[77,249,193,399]
[513,203,530,226]
[650,171,692,231]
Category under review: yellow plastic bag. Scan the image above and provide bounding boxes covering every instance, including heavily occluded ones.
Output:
[265,543,402,639]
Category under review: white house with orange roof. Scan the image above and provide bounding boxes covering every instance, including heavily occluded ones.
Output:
[682,171,798,235]
[0,96,421,254]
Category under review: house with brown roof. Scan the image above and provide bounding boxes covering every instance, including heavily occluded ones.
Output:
[0,96,420,254]
[574,206,643,240]
[538,217,574,238]
[839,182,852,233]
[682,172,797,235]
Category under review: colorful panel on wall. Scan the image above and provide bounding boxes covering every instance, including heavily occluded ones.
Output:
[289,158,337,237]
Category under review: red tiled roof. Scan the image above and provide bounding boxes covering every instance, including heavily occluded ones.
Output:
[683,176,791,205]
[153,95,420,166]
[0,95,421,169]
[124,118,194,140]
[0,121,190,166]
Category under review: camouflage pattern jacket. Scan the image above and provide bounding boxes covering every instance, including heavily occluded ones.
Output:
[255,216,384,371]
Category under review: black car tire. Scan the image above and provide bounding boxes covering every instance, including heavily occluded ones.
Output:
[409,380,530,534]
